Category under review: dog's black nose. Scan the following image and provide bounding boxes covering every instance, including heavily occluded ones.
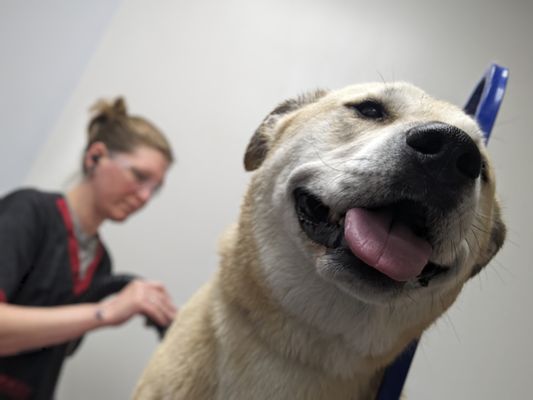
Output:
[406,122,482,181]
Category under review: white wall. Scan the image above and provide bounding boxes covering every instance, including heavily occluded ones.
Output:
[16,0,533,398]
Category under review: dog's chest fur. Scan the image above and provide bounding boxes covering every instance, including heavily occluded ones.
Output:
[214,237,380,399]
[210,196,452,399]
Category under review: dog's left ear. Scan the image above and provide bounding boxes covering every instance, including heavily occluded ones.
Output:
[470,200,506,278]
[244,89,328,171]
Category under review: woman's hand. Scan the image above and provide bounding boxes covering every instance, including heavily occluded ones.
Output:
[97,279,177,328]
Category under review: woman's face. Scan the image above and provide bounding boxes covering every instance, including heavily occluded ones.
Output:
[91,145,170,222]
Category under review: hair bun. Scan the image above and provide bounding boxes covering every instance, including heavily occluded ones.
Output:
[82,95,173,172]
[88,96,128,141]
[111,97,127,116]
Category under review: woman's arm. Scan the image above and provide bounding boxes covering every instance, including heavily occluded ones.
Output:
[0,302,103,356]
[0,279,177,356]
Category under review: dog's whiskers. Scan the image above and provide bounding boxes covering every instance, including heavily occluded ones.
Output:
[404,291,417,305]
[490,263,507,284]
[474,210,491,220]
[464,236,478,257]
[439,295,461,344]
[471,222,491,235]
[314,152,344,172]
[491,258,514,278]
[387,301,397,317]
[376,70,387,86]
[451,240,460,262]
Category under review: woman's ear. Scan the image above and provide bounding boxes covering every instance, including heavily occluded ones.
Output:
[84,142,109,174]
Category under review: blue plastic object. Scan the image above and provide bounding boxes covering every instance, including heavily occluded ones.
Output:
[375,339,419,400]
[375,63,509,400]
[464,64,509,144]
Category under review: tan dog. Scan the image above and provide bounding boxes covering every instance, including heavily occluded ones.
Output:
[134,82,505,399]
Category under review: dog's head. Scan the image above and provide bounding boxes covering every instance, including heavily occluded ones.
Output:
[244,82,505,307]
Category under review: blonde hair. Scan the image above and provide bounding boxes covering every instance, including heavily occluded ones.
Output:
[84,97,173,173]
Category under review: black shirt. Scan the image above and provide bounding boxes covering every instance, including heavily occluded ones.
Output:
[0,189,112,400]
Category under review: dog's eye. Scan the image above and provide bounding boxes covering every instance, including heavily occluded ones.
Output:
[348,100,386,120]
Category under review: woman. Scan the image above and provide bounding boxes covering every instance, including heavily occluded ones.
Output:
[0,98,177,400]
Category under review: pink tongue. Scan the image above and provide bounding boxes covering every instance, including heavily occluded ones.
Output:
[344,208,432,282]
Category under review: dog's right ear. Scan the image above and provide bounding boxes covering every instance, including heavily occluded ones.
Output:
[244,89,329,171]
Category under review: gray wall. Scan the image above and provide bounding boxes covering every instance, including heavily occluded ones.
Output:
[4,0,532,398]
[0,0,121,194]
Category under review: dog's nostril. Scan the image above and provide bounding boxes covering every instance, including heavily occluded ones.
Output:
[406,130,445,155]
[406,122,482,181]
[457,149,481,179]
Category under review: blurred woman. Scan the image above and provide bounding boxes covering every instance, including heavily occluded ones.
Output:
[0,97,177,400]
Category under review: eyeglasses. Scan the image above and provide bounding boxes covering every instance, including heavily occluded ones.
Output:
[110,155,162,195]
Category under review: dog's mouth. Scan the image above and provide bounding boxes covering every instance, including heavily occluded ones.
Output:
[293,188,449,287]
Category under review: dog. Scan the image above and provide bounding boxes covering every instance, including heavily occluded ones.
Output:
[133,82,505,399]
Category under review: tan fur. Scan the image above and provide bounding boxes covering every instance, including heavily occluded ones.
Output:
[134,82,505,399]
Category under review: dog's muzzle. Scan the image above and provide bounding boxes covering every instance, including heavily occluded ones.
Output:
[293,122,480,287]
[294,189,446,286]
